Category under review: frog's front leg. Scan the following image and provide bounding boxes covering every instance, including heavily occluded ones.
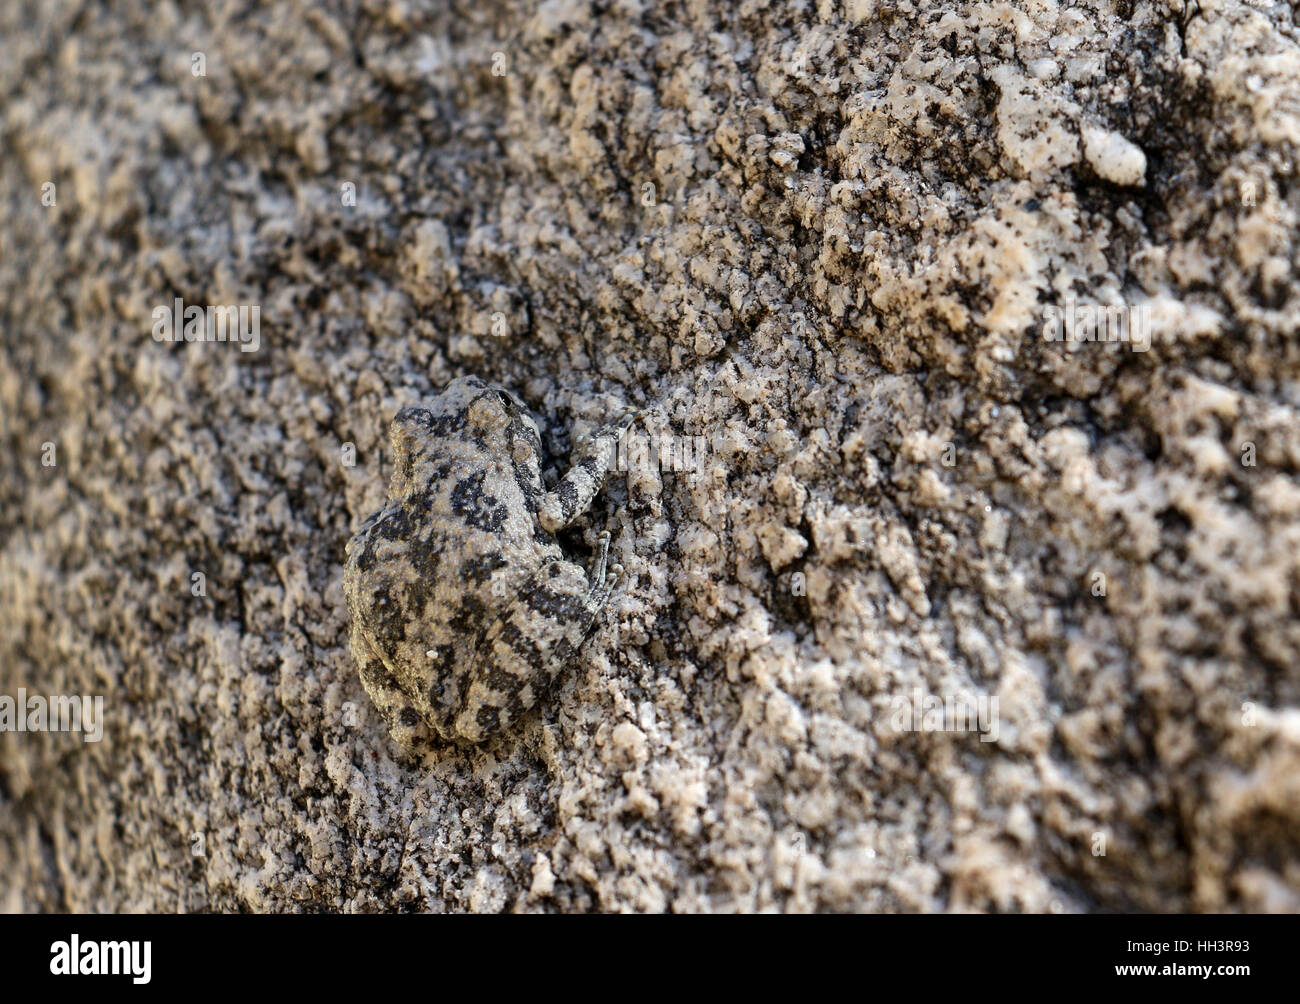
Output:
[537,412,634,533]
[454,534,620,742]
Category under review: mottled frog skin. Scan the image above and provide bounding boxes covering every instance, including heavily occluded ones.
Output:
[344,375,630,748]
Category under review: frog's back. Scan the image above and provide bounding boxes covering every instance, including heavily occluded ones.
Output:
[343,442,559,726]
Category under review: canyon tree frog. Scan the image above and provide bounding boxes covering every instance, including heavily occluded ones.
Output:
[343,375,631,749]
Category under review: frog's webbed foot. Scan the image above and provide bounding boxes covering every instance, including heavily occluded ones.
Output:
[537,411,635,534]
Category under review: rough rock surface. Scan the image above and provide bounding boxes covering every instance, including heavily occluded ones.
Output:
[3,0,1299,913]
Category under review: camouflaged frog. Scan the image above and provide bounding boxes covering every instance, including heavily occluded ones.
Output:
[343,375,631,749]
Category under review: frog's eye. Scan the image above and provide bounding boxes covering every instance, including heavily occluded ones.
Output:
[495,389,524,412]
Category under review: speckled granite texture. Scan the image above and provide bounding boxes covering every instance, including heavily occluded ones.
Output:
[2,0,1299,912]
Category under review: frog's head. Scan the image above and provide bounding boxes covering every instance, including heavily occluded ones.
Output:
[388,377,542,491]
[449,377,538,442]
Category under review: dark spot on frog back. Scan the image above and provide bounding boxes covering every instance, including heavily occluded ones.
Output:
[449,469,508,533]
[374,504,415,546]
[358,586,417,653]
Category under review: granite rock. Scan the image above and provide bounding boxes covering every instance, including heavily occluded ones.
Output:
[2,0,1299,912]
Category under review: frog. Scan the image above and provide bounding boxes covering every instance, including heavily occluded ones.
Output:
[343,374,632,749]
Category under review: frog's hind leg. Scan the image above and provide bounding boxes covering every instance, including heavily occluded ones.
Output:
[537,412,635,534]
[454,543,620,743]
[352,625,436,752]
